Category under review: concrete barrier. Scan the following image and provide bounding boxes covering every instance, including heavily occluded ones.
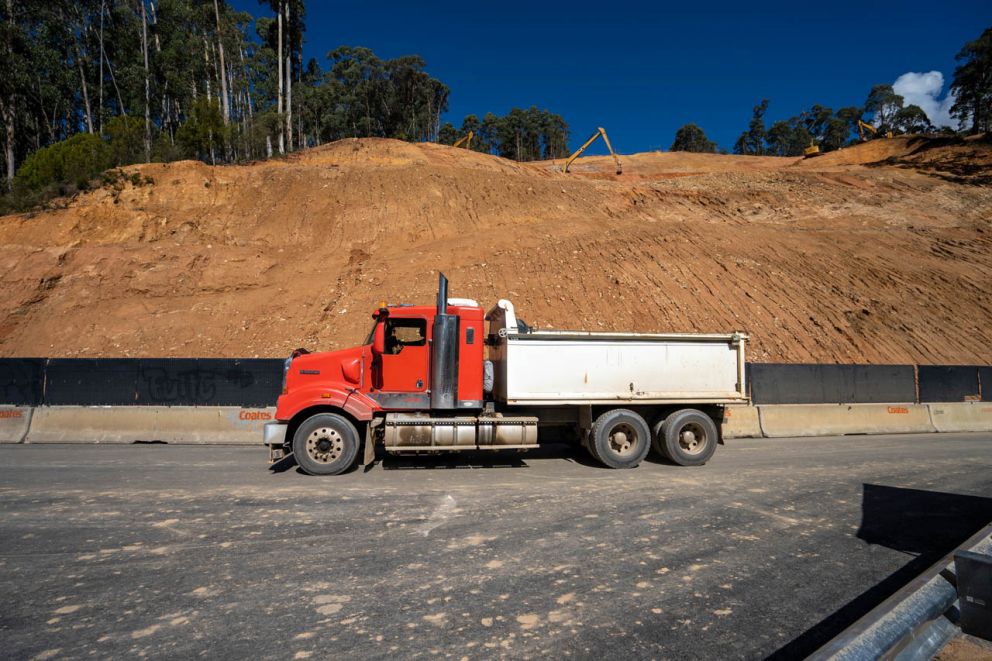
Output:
[757,403,936,438]
[18,402,989,446]
[27,407,158,443]
[0,406,32,443]
[26,406,275,444]
[721,405,763,439]
[927,403,992,433]
[153,407,276,444]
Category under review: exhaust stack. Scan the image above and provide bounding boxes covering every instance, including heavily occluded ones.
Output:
[431,273,459,409]
[436,273,448,315]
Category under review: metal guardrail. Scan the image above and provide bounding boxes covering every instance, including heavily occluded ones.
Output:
[808,522,992,660]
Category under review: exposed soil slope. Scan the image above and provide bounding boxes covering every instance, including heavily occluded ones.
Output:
[1,135,990,363]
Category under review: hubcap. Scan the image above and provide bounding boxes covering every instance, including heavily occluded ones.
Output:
[306,427,343,464]
[678,422,707,455]
[608,423,638,456]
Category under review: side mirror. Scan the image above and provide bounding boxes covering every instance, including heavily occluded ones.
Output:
[372,322,385,355]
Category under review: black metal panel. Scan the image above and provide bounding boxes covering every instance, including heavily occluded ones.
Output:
[44,359,140,405]
[136,358,283,406]
[918,365,980,403]
[749,363,916,404]
[955,550,992,640]
[980,367,992,402]
[0,358,46,406]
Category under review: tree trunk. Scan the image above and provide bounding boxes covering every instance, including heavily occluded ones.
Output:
[98,0,105,133]
[139,0,151,161]
[75,41,94,134]
[238,44,253,118]
[1,97,13,187]
[202,36,212,101]
[3,0,14,186]
[276,0,284,154]
[149,0,163,138]
[284,1,292,151]
[213,0,229,123]
[36,79,56,143]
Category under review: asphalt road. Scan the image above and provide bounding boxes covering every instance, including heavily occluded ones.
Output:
[2,434,991,660]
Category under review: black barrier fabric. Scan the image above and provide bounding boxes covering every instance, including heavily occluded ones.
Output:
[918,365,981,403]
[0,358,46,406]
[44,359,141,405]
[3,358,991,406]
[749,363,917,405]
[40,358,283,406]
[135,358,283,406]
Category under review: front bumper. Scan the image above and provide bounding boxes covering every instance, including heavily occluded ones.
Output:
[263,422,288,447]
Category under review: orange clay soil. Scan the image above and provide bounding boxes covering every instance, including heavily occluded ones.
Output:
[0,135,990,363]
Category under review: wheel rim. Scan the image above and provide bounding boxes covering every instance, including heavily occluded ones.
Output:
[608,423,640,456]
[306,427,344,464]
[677,422,708,455]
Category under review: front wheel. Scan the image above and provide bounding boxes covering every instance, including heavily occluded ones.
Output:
[654,409,718,466]
[588,409,651,469]
[292,413,360,476]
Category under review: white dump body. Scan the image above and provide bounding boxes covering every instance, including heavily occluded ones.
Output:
[487,300,748,405]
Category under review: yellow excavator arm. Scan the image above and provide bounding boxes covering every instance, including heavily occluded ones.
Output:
[562,127,622,175]
[452,131,474,149]
[857,119,877,141]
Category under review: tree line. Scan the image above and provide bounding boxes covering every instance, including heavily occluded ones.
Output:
[670,26,991,155]
[437,108,570,162]
[1,1,570,210]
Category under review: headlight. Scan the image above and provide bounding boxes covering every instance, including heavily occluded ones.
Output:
[283,348,310,394]
[281,356,293,394]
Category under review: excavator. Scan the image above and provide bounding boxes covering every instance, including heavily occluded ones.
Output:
[857,120,877,141]
[803,141,821,158]
[857,120,892,141]
[452,131,474,149]
[562,127,622,175]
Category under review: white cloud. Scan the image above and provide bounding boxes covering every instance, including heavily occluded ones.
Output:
[892,71,957,128]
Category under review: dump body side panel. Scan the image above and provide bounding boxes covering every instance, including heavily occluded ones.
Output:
[487,301,747,406]
[502,334,745,404]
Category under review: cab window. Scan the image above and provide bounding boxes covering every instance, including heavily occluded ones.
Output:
[385,318,427,354]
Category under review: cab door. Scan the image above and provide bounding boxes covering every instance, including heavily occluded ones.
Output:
[374,316,430,394]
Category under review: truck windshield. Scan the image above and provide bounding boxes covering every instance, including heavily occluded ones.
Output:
[363,320,378,346]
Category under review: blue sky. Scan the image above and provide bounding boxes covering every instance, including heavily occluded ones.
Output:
[231,0,990,154]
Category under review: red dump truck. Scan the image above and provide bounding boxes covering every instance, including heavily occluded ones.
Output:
[264,275,748,475]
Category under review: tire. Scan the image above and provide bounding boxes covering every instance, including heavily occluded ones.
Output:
[650,418,668,459]
[656,409,718,466]
[292,413,360,476]
[588,409,651,469]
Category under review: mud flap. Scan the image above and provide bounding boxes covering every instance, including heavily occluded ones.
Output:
[268,451,296,472]
[362,418,382,469]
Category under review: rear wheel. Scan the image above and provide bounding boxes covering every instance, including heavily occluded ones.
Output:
[292,413,360,476]
[655,409,718,466]
[589,409,651,469]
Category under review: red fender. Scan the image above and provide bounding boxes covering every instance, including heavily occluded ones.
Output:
[275,385,380,422]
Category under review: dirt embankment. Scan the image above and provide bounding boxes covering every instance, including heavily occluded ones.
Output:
[1,135,990,364]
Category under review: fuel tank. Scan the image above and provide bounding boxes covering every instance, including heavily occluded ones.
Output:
[382,413,538,451]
